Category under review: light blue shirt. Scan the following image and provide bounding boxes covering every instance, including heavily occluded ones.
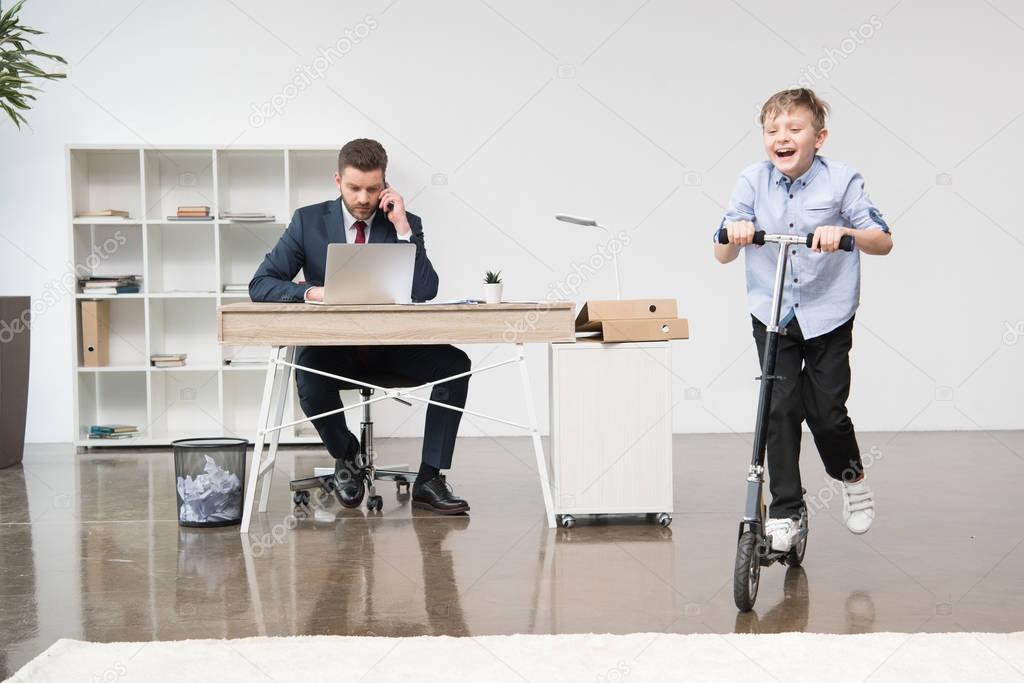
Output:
[717,155,890,339]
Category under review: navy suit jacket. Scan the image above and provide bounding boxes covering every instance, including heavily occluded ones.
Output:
[248,198,439,303]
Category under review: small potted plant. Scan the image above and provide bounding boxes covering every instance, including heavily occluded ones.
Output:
[483,270,503,304]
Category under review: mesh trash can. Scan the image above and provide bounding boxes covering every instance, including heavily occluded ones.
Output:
[173,438,248,527]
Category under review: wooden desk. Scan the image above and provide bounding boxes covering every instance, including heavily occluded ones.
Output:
[218,301,575,532]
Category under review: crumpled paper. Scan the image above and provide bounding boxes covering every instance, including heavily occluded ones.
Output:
[176,454,242,523]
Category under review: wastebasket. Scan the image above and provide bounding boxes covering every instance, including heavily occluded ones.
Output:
[172,437,248,527]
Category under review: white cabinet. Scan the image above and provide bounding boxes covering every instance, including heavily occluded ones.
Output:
[548,340,674,525]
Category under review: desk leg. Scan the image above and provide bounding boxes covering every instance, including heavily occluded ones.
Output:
[258,346,294,513]
[517,343,556,529]
[241,346,282,535]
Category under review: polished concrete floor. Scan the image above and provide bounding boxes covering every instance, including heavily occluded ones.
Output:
[2,431,1024,677]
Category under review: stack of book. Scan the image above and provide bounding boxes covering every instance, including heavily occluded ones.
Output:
[220,211,275,223]
[222,283,249,294]
[79,275,141,295]
[75,209,131,221]
[88,424,139,440]
[151,353,187,368]
[169,206,213,221]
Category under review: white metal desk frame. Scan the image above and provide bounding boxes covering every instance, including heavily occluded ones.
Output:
[240,343,556,533]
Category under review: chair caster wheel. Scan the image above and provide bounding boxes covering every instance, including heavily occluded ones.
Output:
[367,495,383,512]
[656,513,672,527]
[396,481,411,495]
[560,515,575,529]
[293,490,310,506]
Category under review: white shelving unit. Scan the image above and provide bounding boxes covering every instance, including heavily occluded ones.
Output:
[67,145,340,448]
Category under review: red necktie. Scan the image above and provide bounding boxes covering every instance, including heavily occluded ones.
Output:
[353,220,367,244]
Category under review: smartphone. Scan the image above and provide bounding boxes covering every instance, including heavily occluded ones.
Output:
[383,182,395,212]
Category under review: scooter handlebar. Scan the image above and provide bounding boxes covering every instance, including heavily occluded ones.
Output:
[716,227,855,252]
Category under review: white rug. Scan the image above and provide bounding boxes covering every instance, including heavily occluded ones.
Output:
[9,632,1024,683]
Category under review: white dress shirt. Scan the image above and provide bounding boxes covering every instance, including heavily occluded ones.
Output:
[341,201,412,244]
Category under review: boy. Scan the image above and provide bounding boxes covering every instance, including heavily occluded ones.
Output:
[714,88,893,552]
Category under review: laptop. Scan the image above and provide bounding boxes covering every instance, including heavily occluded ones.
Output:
[309,243,416,305]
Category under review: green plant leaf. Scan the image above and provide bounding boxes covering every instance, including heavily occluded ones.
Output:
[0,0,65,128]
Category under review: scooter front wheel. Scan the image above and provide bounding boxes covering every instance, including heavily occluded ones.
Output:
[734,531,761,612]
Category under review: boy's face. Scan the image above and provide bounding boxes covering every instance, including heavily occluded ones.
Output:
[762,105,827,180]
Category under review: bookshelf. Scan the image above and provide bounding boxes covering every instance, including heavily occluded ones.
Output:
[68,145,339,447]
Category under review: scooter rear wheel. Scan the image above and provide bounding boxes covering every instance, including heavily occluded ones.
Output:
[788,507,808,567]
[734,531,761,612]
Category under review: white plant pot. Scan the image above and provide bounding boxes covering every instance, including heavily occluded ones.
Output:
[483,283,503,304]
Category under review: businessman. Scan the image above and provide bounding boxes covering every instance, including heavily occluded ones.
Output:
[250,138,471,514]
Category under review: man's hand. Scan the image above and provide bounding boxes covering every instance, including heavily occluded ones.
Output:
[304,286,324,302]
[725,220,757,247]
[811,225,851,253]
[379,186,410,237]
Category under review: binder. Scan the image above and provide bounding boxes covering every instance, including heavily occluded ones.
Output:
[575,299,689,342]
[80,300,109,367]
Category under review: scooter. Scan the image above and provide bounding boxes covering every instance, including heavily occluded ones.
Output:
[716,227,854,612]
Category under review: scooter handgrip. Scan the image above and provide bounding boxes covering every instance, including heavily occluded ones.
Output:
[716,228,767,245]
[803,233,856,252]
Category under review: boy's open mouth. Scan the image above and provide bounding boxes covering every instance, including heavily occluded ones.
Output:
[775,148,796,159]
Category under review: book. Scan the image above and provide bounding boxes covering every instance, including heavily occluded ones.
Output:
[76,209,130,218]
[220,212,276,222]
[88,432,137,440]
[80,285,139,295]
[177,206,210,213]
[166,215,214,221]
[151,353,187,361]
[90,424,138,433]
[80,276,141,294]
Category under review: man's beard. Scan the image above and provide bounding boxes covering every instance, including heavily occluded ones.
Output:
[341,196,374,219]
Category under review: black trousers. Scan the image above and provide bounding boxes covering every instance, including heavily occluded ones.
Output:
[295,344,471,469]
[751,315,863,519]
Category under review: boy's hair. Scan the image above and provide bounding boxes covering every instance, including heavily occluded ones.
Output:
[338,138,388,174]
[759,88,831,131]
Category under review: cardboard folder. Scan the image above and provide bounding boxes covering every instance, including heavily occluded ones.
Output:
[575,299,677,327]
[575,299,689,342]
[80,300,109,367]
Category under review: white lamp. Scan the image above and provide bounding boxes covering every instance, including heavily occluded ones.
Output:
[554,214,622,299]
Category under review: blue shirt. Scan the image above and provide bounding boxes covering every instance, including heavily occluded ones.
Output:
[717,155,890,339]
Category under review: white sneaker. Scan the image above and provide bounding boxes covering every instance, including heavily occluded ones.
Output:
[842,479,875,534]
[765,517,797,552]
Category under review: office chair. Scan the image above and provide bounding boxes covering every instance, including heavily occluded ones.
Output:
[289,373,419,513]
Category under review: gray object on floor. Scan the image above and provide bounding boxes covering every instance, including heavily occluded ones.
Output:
[0,297,30,470]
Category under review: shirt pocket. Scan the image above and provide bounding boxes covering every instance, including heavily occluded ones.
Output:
[803,202,842,227]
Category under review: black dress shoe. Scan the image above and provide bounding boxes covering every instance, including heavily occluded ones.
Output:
[333,457,365,508]
[412,474,470,515]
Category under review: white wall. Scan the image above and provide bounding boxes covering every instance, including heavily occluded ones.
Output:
[2,0,1022,443]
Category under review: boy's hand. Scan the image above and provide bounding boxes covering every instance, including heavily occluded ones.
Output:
[811,225,851,253]
[726,220,757,247]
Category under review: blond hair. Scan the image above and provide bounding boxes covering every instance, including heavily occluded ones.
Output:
[760,88,831,131]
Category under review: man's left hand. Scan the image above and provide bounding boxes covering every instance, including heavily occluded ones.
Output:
[379,186,410,236]
[811,225,851,253]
